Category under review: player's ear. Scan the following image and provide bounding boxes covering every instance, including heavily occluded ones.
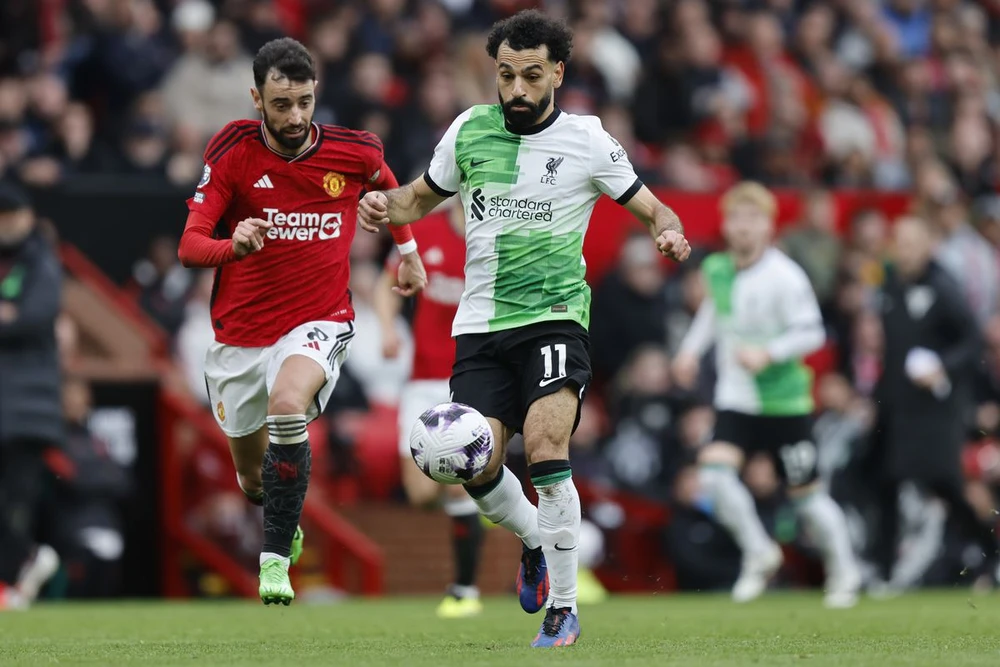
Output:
[552,61,564,89]
[250,86,262,112]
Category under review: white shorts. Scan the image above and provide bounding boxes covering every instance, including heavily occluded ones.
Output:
[398,379,451,456]
[204,320,355,438]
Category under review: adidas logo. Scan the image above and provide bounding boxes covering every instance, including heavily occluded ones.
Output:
[253,174,274,189]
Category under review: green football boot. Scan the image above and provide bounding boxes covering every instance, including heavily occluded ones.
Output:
[259,558,294,606]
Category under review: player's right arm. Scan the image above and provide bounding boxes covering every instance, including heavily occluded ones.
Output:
[358,109,471,231]
[673,297,716,389]
[177,124,272,267]
[373,256,406,359]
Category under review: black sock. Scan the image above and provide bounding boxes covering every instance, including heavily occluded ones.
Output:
[451,512,483,589]
[262,414,311,558]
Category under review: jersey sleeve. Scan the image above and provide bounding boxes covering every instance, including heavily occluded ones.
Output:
[358,131,387,185]
[588,118,643,205]
[423,108,473,197]
[186,124,241,220]
[767,262,825,362]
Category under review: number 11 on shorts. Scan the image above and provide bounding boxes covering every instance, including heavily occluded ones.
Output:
[541,344,567,381]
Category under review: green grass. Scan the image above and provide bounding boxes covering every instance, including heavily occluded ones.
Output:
[0,592,998,666]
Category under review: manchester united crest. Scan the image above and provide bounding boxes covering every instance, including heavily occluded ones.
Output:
[323,171,345,198]
[216,401,226,422]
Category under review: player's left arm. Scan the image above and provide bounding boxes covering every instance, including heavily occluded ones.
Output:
[622,186,690,262]
[590,121,690,262]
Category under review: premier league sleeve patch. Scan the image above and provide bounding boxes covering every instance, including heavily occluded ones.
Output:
[197,164,212,189]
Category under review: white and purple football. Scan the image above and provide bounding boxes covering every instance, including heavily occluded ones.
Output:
[409,402,494,484]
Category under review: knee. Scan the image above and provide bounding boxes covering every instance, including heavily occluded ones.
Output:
[268,390,307,417]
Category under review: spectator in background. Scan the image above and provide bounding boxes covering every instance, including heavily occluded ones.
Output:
[780,189,842,311]
[132,234,192,336]
[872,215,997,592]
[590,233,670,385]
[161,18,256,147]
[927,177,1000,328]
[0,181,61,609]
[44,377,130,598]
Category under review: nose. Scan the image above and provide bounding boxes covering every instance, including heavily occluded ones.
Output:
[289,108,303,125]
[511,77,526,100]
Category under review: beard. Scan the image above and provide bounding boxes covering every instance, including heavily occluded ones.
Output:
[262,108,311,151]
[499,88,552,129]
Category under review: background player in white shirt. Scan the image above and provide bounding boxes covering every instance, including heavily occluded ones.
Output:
[357,10,690,647]
[673,182,861,608]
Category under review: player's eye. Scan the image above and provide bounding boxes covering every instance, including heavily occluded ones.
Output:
[274,104,288,112]
[528,75,540,82]
[500,73,513,81]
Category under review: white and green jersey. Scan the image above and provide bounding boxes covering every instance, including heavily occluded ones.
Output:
[679,248,826,416]
[424,105,642,336]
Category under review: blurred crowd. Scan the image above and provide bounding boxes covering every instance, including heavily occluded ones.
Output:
[4,0,1000,598]
[4,0,1000,191]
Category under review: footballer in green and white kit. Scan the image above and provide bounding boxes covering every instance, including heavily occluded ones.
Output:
[674,182,861,610]
[357,10,690,648]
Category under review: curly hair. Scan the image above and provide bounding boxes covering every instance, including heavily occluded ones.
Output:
[485,10,573,64]
[253,38,316,90]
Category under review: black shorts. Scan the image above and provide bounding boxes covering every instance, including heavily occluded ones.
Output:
[450,321,591,434]
[712,410,819,487]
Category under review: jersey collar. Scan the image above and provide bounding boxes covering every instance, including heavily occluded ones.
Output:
[504,105,562,136]
[258,122,323,162]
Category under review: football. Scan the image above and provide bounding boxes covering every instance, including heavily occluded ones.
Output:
[409,402,494,484]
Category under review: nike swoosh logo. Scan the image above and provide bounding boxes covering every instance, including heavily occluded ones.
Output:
[538,376,567,388]
[470,159,491,167]
[554,543,576,551]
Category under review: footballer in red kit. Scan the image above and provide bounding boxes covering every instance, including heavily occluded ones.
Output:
[177,38,428,606]
[373,204,484,618]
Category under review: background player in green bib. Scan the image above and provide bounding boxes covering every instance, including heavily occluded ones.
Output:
[673,183,861,609]
[358,10,690,648]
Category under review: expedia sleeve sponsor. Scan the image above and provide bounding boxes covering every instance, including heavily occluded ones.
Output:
[488,196,553,222]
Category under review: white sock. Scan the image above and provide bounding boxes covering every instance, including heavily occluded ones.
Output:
[699,465,771,555]
[259,552,290,567]
[797,491,857,576]
[465,466,540,549]
[534,475,581,615]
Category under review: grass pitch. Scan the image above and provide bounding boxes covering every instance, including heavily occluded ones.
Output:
[0,591,998,666]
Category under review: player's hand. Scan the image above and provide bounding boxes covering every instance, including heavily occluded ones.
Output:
[358,191,390,233]
[672,353,700,389]
[737,346,771,374]
[395,251,427,297]
[232,218,272,257]
[382,328,402,359]
[656,230,692,262]
[911,367,946,391]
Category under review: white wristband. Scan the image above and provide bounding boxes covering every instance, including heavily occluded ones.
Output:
[396,239,418,255]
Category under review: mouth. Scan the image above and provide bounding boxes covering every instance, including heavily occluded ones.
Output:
[284,127,306,138]
[510,104,531,112]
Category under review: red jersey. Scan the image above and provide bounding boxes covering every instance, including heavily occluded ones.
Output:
[390,211,466,380]
[179,120,410,347]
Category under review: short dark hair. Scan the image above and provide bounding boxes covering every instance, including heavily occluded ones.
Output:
[253,38,316,90]
[485,10,573,64]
